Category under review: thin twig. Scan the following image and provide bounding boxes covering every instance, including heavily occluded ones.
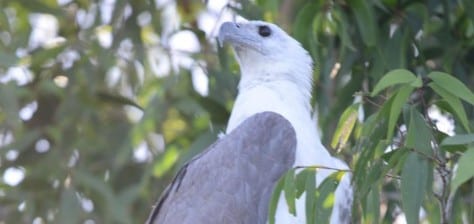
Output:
[361,94,383,108]
[294,165,401,180]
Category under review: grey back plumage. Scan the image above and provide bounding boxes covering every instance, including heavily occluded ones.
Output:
[146,112,297,224]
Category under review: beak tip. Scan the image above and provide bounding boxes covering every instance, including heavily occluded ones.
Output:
[217,22,238,47]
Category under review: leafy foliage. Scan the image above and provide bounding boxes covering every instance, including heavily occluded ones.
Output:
[0,0,473,223]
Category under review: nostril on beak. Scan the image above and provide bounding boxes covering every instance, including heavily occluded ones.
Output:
[235,23,240,28]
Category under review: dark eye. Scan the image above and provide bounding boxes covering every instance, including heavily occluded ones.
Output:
[258,25,271,37]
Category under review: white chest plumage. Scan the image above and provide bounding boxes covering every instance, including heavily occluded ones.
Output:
[226,80,333,169]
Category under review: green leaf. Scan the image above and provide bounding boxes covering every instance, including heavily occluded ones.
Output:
[401,152,429,224]
[371,69,417,96]
[382,147,410,176]
[268,176,285,224]
[315,172,341,223]
[364,188,380,224]
[441,134,474,146]
[295,169,309,198]
[333,8,356,50]
[0,51,18,67]
[331,104,359,150]
[406,108,433,155]
[30,45,66,68]
[428,71,474,105]
[73,170,117,222]
[0,9,10,31]
[57,188,82,224]
[411,76,423,88]
[0,83,21,130]
[305,169,316,224]
[401,108,432,224]
[16,0,63,14]
[387,85,415,139]
[194,95,230,123]
[451,147,474,194]
[284,169,297,215]
[429,83,471,132]
[178,131,218,166]
[293,2,319,46]
[153,146,180,177]
[350,0,377,46]
[382,147,408,163]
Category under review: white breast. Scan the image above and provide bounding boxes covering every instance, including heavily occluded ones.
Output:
[226,81,334,169]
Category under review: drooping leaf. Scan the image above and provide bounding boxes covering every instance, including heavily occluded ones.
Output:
[350,0,377,46]
[364,188,380,224]
[353,115,387,197]
[0,83,21,130]
[387,85,415,140]
[295,169,309,198]
[406,108,433,155]
[315,172,341,223]
[428,71,474,105]
[429,82,471,132]
[401,108,433,224]
[401,152,429,224]
[57,187,82,224]
[451,147,474,194]
[441,134,474,146]
[333,8,356,50]
[284,169,297,215]
[331,103,359,150]
[268,176,285,224]
[305,169,316,224]
[371,69,418,97]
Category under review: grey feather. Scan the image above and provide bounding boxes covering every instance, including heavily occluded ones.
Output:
[146,112,297,224]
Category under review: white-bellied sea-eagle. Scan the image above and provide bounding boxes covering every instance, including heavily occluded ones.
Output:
[147,20,353,224]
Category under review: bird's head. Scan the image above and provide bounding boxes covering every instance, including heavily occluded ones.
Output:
[218,21,313,94]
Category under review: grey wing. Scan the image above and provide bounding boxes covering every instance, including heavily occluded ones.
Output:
[146,112,297,224]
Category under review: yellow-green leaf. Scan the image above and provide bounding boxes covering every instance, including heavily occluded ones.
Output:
[331,104,359,150]
[153,146,179,177]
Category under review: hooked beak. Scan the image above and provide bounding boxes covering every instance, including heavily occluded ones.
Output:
[217,21,266,55]
[217,22,240,47]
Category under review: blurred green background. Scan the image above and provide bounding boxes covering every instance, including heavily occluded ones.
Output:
[0,0,473,223]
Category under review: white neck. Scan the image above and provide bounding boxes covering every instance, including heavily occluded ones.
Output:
[226,76,312,133]
[236,51,313,103]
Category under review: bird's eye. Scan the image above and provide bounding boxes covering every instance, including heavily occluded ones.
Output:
[258,25,271,37]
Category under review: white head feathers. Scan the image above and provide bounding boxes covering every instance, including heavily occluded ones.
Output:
[218,21,313,99]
